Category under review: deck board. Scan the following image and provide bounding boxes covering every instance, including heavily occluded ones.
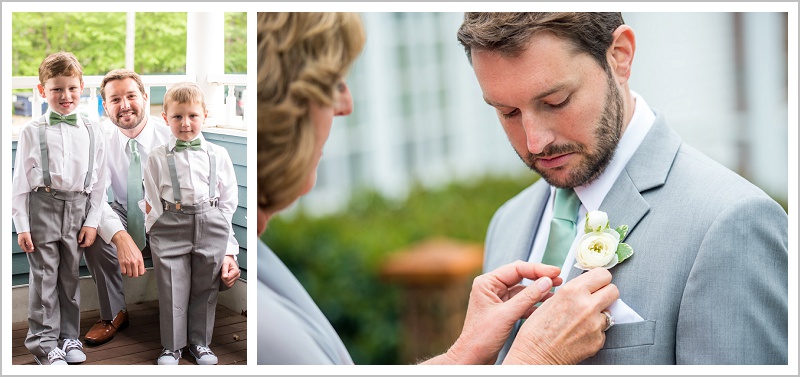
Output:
[11,300,247,365]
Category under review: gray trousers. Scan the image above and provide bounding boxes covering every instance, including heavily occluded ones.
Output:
[25,189,88,357]
[84,201,151,321]
[149,201,227,351]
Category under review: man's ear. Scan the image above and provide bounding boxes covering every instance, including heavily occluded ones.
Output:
[37,84,46,98]
[608,25,636,85]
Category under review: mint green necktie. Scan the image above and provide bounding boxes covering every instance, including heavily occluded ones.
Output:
[174,138,201,152]
[127,139,146,251]
[541,188,581,267]
[49,112,78,126]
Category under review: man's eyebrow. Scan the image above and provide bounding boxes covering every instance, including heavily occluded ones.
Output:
[109,90,139,97]
[483,97,507,108]
[483,83,570,108]
[533,83,569,101]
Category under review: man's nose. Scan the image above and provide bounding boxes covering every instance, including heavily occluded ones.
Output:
[522,113,554,155]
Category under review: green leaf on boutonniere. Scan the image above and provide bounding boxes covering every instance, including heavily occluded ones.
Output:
[615,225,628,240]
[616,242,634,263]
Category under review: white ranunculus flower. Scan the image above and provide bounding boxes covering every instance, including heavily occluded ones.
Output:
[585,210,609,233]
[574,229,620,270]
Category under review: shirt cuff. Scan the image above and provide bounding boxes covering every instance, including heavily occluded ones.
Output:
[97,217,125,244]
[83,208,102,229]
[12,216,30,234]
[225,244,240,256]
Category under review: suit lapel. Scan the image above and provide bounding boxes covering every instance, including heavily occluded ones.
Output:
[568,113,680,282]
[486,181,550,271]
[600,111,682,245]
[512,182,550,263]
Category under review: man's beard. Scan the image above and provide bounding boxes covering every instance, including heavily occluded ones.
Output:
[521,72,625,189]
[112,108,146,130]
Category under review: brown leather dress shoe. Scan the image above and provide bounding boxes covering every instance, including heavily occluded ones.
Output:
[84,309,129,345]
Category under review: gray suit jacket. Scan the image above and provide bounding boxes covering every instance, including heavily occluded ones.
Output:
[486,113,788,364]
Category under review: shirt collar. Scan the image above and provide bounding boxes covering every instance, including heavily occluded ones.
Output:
[116,116,156,152]
[571,90,656,211]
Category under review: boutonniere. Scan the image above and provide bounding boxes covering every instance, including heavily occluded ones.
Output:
[574,210,634,270]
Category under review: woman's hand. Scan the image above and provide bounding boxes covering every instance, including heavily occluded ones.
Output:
[503,268,619,364]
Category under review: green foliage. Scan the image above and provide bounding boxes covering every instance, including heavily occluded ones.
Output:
[261,174,537,364]
[614,224,628,239]
[12,12,246,76]
[133,12,187,74]
[13,12,127,75]
[615,242,634,263]
[225,12,247,74]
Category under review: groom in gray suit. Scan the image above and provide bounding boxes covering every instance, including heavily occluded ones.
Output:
[457,12,788,364]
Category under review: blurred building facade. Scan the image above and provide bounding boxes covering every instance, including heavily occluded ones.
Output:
[295,12,790,217]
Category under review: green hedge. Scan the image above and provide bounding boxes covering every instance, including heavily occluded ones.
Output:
[260,174,537,365]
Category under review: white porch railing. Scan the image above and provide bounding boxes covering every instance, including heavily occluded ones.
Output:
[10,73,247,137]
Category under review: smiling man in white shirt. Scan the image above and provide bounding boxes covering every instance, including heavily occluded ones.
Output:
[82,69,173,346]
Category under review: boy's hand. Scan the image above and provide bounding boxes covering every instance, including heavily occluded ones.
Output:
[220,255,240,289]
[78,226,97,248]
[18,232,34,253]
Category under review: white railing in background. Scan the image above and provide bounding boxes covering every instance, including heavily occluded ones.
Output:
[207,73,247,129]
[10,73,247,136]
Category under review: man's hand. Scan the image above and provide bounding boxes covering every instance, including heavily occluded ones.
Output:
[111,230,146,277]
[78,226,97,248]
[504,268,620,365]
[425,260,563,365]
[18,232,34,253]
[220,255,240,289]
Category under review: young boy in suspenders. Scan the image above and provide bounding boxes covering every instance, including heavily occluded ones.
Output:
[142,82,240,365]
[12,51,108,365]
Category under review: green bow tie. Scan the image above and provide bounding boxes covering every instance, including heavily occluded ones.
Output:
[49,112,78,126]
[174,138,201,152]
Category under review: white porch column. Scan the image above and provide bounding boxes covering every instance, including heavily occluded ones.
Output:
[125,12,135,70]
[186,12,225,128]
[362,13,407,200]
[743,13,788,201]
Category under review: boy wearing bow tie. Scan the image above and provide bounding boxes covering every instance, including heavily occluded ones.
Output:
[142,82,240,365]
[12,51,108,365]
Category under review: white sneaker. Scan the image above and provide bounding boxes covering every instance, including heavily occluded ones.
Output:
[62,338,86,363]
[188,344,218,365]
[34,347,68,365]
[157,348,182,365]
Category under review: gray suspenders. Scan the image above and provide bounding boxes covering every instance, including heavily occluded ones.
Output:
[36,115,95,193]
[164,142,217,210]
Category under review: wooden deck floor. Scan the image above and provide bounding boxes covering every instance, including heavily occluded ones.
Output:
[11,300,247,365]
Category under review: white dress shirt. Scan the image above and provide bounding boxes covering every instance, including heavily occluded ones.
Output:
[12,110,108,233]
[96,115,171,243]
[143,134,240,256]
[526,91,656,283]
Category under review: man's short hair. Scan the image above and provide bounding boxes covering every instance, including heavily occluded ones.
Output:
[457,12,624,72]
[100,68,146,102]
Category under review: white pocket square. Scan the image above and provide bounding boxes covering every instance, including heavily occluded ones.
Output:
[606,298,644,324]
